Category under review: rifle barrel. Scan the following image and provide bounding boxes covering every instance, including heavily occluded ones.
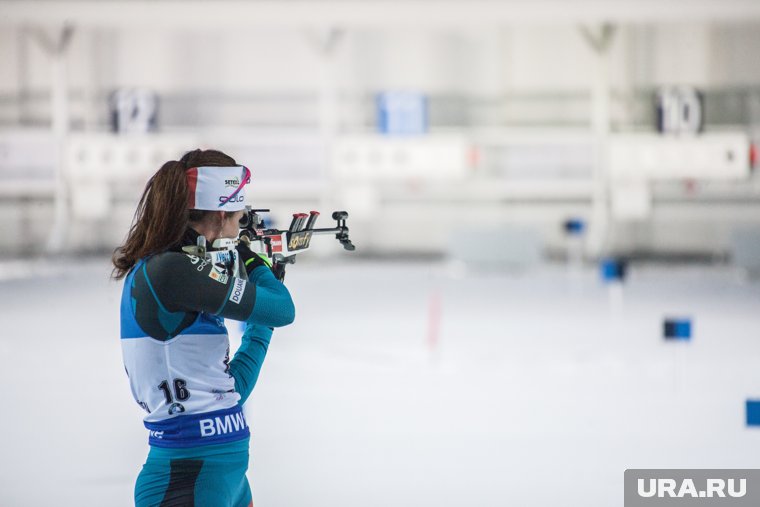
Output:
[309,227,346,235]
[256,227,345,237]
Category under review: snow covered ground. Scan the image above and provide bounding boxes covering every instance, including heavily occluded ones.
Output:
[1,258,759,506]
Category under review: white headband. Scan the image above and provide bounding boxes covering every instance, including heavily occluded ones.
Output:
[186,165,251,211]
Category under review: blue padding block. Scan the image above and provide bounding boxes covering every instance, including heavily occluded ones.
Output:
[377,91,428,135]
[663,318,692,340]
[746,400,760,426]
[563,218,585,235]
[600,258,627,282]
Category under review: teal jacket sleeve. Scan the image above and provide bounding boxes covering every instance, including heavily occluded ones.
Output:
[230,323,273,405]
[144,252,295,329]
[230,264,295,405]
[245,265,295,328]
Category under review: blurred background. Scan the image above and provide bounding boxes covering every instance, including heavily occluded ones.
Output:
[1,1,760,506]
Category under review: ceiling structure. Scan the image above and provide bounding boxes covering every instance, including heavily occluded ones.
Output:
[3,0,760,29]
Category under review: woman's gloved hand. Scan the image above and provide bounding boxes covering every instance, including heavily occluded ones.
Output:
[271,262,287,282]
[237,236,273,276]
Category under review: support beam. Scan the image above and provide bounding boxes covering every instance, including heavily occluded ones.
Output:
[4,0,760,29]
[580,23,617,257]
[29,24,76,254]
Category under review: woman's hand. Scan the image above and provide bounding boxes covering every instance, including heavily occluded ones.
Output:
[236,237,272,276]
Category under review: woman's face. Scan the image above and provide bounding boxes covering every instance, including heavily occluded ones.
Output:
[220,210,245,240]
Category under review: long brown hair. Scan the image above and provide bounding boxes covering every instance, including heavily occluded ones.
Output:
[111,149,237,279]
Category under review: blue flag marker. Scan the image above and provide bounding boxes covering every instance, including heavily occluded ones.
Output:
[600,258,627,283]
[663,318,692,340]
[563,218,585,236]
[746,400,760,426]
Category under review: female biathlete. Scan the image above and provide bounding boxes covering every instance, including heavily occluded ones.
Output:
[112,149,295,506]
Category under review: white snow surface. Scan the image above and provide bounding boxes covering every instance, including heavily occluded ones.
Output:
[1,258,759,506]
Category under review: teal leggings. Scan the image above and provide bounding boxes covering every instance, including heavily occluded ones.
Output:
[135,439,253,507]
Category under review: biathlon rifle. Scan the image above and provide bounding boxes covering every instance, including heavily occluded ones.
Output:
[182,207,355,281]
[238,206,355,280]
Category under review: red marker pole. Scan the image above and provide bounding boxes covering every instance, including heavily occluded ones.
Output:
[427,289,442,358]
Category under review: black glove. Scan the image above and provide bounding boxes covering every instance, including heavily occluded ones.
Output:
[272,261,287,282]
[236,239,271,276]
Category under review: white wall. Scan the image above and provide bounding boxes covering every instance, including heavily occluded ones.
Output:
[711,22,760,87]
[3,22,760,108]
[1,19,760,258]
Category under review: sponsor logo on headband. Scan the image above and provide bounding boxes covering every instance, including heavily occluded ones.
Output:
[219,195,245,204]
[224,175,251,188]
[218,167,251,208]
